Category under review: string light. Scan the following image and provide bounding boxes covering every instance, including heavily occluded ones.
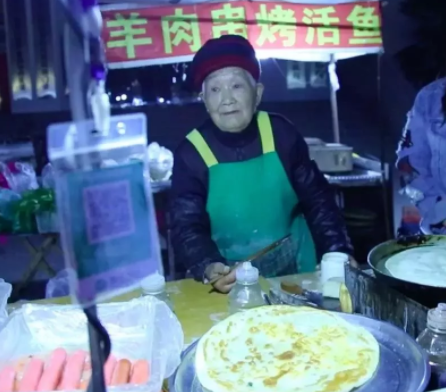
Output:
[117,121,126,134]
[132,97,143,106]
[108,62,200,107]
[182,63,188,81]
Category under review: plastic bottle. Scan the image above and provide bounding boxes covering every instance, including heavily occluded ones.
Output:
[228,262,265,315]
[140,273,173,311]
[416,303,446,389]
[90,80,111,135]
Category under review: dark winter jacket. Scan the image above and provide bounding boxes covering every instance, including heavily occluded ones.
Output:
[170,112,353,279]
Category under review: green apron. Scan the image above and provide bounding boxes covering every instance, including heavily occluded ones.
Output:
[187,111,317,277]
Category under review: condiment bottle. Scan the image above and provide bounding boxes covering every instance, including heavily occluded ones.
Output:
[228,262,265,315]
[140,273,173,311]
[416,303,446,389]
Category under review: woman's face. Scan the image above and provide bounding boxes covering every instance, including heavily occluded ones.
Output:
[202,67,263,133]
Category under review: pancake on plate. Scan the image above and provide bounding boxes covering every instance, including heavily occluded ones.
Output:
[385,247,446,287]
[195,305,379,392]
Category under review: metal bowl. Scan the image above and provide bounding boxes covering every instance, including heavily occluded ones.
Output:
[368,235,446,307]
[170,312,430,392]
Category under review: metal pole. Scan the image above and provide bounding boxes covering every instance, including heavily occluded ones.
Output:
[85,306,108,392]
[57,1,109,392]
[329,54,341,144]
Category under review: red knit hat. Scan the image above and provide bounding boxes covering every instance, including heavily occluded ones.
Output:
[191,35,261,90]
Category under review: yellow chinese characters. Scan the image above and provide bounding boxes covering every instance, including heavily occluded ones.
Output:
[161,8,202,54]
[347,5,382,45]
[256,4,297,47]
[211,4,248,38]
[106,13,153,59]
[302,6,340,46]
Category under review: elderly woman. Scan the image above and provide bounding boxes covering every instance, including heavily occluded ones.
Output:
[396,77,446,235]
[170,35,353,293]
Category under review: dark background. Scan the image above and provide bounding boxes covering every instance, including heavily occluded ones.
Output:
[0,0,419,291]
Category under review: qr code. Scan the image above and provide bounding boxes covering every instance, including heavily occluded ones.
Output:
[83,180,135,244]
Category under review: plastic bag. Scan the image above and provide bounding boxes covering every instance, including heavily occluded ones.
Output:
[45,269,76,299]
[0,296,184,392]
[41,163,55,189]
[0,188,21,220]
[7,162,39,194]
[0,279,12,330]
[47,113,163,306]
[35,211,59,234]
[0,162,14,189]
[147,142,173,181]
[35,163,58,233]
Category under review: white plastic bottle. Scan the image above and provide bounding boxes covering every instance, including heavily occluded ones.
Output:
[228,262,265,315]
[416,303,446,389]
[140,273,173,311]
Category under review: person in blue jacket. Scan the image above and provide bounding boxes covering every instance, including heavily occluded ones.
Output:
[396,78,446,234]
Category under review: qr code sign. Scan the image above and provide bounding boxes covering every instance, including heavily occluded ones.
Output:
[83,180,135,244]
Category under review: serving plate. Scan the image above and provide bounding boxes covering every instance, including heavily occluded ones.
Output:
[170,312,430,392]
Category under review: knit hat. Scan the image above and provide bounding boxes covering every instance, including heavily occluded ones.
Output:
[191,35,260,90]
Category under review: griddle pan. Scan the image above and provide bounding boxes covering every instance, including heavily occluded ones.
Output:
[367,234,446,308]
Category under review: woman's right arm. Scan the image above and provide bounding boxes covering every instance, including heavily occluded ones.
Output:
[170,142,226,280]
[396,92,446,228]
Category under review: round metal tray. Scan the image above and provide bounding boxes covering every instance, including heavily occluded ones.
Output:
[170,313,430,392]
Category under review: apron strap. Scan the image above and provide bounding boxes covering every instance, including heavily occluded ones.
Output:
[257,111,275,154]
[187,112,274,166]
[186,129,219,168]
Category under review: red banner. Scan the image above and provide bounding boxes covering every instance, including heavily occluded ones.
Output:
[101,1,382,68]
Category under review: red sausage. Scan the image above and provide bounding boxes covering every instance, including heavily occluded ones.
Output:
[37,348,67,391]
[58,350,87,390]
[130,360,150,384]
[18,358,44,392]
[0,365,16,392]
[110,359,131,385]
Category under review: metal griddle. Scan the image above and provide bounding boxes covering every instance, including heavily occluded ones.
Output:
[169,312,430,392]
[368,235,446,308]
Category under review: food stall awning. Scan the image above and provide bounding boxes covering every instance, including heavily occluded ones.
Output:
[99,0,382,69]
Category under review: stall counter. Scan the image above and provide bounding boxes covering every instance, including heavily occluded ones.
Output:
[30,273,320,347]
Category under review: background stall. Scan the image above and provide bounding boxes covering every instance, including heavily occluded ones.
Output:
[0,0,388,297]
[99,0,388,275]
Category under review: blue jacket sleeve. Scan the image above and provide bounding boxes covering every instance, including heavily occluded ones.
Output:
[396,93,446,229]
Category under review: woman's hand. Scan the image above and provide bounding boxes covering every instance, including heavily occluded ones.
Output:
[204,262,237,294]
[212,269,237,294]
